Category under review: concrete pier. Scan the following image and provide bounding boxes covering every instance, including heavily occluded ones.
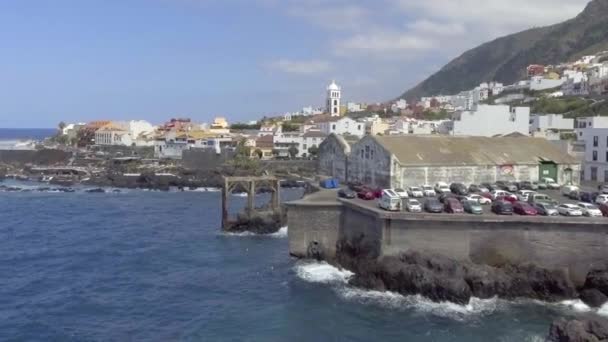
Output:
[286,190,608,285]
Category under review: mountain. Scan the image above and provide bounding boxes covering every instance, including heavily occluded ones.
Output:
[401,0,608,101]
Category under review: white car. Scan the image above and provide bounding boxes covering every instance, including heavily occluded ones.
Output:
[408,187,424,198]
[421,185,436,197]
[577,203,603,217]
[561,185,580,196]
[406,199,422,212]
[557,204,583,217]
[490,190,510,200]
[434,182,450,194]
[394,188,409,199]
[517,190,537,202]
[466,194,492,205]
[596,194,608,205]
[540,177,560,190]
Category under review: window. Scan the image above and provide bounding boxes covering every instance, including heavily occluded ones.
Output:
[593,150,598,161]
[360,149,364,158]
[591,167,598,181]
[594,136,599,147]
[358,125,361,130]
[605,170,608,183]
[606,151,608,162]
[334,100,338,106]
[332,124,336,130]
[365,146,370,159]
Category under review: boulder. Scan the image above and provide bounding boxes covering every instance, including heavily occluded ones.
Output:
[579,288,608,308]
[585,269,608,297]
[547,317,608,342]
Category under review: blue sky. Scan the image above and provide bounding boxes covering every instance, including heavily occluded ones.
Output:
[0,0,589,128]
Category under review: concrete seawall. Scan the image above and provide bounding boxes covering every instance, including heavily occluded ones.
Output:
[287,193,608,286]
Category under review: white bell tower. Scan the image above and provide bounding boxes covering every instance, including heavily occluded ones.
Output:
[326,80,341,117]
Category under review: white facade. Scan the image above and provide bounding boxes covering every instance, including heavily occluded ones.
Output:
[529,76,565,91]
[451,105,530,137]
[530,114,574,135]
[326,81,342,116]
[318,117,365,137]
[347,102,364,112]
[576,128,608,182]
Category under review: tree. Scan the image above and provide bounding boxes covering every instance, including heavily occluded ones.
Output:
[288,145,299,159]
[254,149,263,159]
[282,122,300,132]
[58,121,66,132]
[308,145,319,159]
[235,139,251,158]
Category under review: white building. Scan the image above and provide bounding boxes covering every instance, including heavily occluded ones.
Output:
[529,76,565,91]
[326,81,341,116]
[451,105,530,137]
[530,114,574,135]
[317,116,365,137]
[575,117,608,182]
[347,102,365,113]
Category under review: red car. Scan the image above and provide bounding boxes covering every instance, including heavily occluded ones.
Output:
[357,187,375,200]
[445,198,464,214]
[480,192,493,201]
[600,203,608,217]
[513,201,538,216]
[371,187,383,199]
[495,195,518,203]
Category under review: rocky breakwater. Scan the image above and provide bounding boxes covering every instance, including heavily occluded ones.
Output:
[335,239,608,307]
[547,317,608,341]
[224,210,286,235]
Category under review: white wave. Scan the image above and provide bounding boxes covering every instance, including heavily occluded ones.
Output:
[232,192,248,197]
[222,226,288,238]
[597,303,608,317]
[294,261,354,284]
[558,299,592,313]
[269,226,288,238]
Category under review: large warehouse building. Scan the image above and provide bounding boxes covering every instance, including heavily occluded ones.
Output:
[329,135,580,188]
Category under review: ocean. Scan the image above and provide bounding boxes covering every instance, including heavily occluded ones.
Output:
[0,182,603,341]
[0,128,56,150]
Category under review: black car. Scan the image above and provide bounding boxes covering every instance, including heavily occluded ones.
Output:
[450,183,468,196]
[580,192,599,203]
[496,181,518,192]
[439,193,457,204]
[492,201,514,215]
[481,182,497,191]
[424,198,444,213]
[566,191,580,200]
[599,184,608,194]
[338,189,356,199]
[468,184,483,193]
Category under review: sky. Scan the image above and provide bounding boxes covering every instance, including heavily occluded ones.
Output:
[0,0,591,128]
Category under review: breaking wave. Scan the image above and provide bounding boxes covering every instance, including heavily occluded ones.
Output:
[223,226,288,239]
[293,260,608,321]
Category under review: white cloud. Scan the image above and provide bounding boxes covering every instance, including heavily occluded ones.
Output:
[407,19,466,37]
[267,59,331,74]
[336,31,435,55]
[286,4,368,31]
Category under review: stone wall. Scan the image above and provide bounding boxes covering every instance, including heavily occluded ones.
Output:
[287,202,342,259]
[0,149,71,166]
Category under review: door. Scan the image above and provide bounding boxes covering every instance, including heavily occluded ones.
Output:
[539,162,557,181]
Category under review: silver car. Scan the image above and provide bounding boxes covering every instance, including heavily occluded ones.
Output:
[533,202,558,216]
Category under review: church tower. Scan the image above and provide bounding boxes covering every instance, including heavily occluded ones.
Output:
[326,80,341,117]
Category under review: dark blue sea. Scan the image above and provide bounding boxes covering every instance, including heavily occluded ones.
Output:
[0,128,55,141]
[0,182,604,341]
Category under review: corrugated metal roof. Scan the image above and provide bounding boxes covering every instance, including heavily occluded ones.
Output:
[372,135,578,166]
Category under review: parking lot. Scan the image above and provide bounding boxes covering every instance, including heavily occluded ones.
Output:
[346,185,608,219]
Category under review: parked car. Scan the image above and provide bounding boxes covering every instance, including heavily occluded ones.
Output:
[517,181,538,191]
[481,182,498,191]
[462,200,483,215]
[379,189,402,211]
[406,199,423,213]
[577,203,603,217]
[424,198,444,213]
[561,185,580,196]
[580,192,599,204]
[357,187,375,200]
[513,201,538,216]
[540,177,560,190]
[517,190,537,202]
[468,184,489,193]
[408,186,424,198]
[600,203,608,217]
[439,193,458,204]
[496,180,518,192]
[495,195,518,203]
[421,185,436,197]
[598,184,608,194]
[434,182,451,194]
[565,191,580,200]
[465,194,492,205]
[490,190,513,201]
[338,189,356,199]
[528,193,556,205]
[492,201,514,215]
[450,183,468,196]
[532,202,559,216]
[444,198,464,214]
[394,188,409,199]
[371,188,383,199]
[557,204,583,217]
[596,194,608,205]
